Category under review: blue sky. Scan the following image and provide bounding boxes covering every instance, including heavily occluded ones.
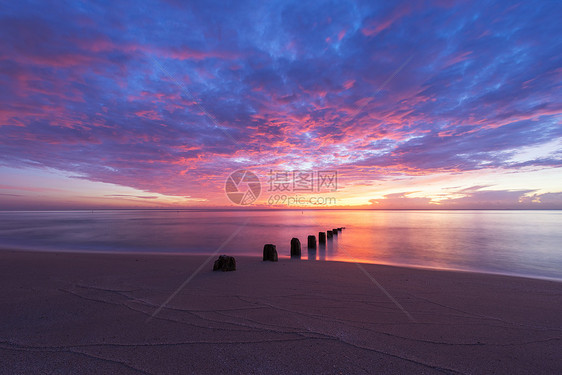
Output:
[1,0,561,209]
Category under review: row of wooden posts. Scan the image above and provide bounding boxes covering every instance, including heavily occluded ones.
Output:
[263,227,345,261]
[291,227,345,258]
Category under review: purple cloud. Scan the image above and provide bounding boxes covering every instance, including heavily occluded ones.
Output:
[1,0,561,206]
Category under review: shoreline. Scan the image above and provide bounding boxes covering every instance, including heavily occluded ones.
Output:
[2,246,561,283]
[1,249,561,374]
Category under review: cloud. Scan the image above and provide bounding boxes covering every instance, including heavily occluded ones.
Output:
[0,0,561,207]
[370,186,562,210]
[104,194,159,199]
[369,192,432,209]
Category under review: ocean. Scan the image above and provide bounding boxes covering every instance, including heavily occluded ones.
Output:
[1,210,561,281]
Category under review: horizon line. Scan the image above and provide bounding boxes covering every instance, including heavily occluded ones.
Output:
[2,208,562,212]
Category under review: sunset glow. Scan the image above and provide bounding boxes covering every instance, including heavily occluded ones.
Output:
[1,1,561,209]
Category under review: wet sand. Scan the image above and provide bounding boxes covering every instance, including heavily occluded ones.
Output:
[1,249,561,374]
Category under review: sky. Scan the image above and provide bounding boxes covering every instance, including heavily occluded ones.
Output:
[1,0,561,209]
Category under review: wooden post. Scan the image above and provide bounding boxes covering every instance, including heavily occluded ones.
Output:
[290,238,301,258]
[307,235,316,249]
[263,244,278,262]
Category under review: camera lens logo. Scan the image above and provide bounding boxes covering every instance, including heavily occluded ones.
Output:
[225,170,261,205]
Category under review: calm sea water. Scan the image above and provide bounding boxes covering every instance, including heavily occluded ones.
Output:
[0,210,561,280]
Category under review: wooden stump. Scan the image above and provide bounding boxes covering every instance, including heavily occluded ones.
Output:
[290,238,301,258]
[263,244,278,262]
[213,255,236,272]
[307,235,316,249]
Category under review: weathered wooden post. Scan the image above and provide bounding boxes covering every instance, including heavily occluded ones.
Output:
[332,228,338,235]
[307,235,316,249]
[327,230,333,238]
[290,238,301,258]
[318,232,326,244]
[263,244,278,261]
[213,255,236,271]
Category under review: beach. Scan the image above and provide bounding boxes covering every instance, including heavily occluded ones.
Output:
[1,250,561,374]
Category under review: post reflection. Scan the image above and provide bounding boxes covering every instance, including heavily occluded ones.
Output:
[307,247,317,261]
[318,242,326,260]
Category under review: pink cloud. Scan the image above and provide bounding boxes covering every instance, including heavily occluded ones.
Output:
[338,29,346,41]
[361,4,413,37]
